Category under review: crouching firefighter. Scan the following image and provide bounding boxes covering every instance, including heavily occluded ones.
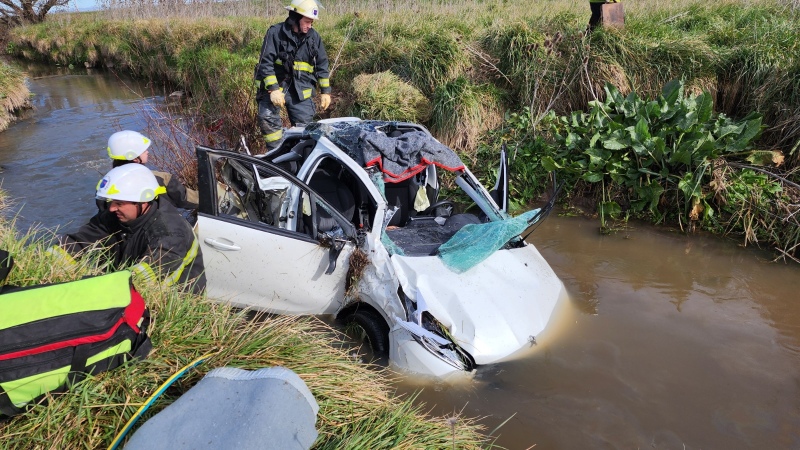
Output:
[254,0,331,150]
[54,164,207,294]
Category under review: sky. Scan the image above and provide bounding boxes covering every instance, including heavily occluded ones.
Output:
[58,0,101,12]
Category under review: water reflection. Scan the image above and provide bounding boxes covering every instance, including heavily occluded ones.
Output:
[0,63,162,232]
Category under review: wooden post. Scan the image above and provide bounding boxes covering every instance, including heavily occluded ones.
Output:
[601,2,625,28]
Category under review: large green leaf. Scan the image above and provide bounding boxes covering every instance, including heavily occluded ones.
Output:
[676,110,698,132]
[696,92,713,123]
[603,138,627,150]
[541,155,562,171]
[661,78,683,106]
[678,172,702,200]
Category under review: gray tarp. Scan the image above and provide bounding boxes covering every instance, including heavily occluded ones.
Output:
[307,121,465,182]
[124,366,318,450]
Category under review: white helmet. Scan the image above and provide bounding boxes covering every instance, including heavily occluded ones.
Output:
[107,130,151,161]
[96,164,166,203]
[285,0,322,20]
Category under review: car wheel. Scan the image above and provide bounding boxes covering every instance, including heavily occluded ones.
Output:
[341,308,390,356]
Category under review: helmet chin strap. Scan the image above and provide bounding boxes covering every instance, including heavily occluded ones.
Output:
[136,202,151,218]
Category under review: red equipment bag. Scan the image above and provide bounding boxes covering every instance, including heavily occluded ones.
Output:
[0,262,152,417]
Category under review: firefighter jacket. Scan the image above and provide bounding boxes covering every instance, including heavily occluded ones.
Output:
[153,170,199,210]
[254,21,331,102]
[62,197,206,293]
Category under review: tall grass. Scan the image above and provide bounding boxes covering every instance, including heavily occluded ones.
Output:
[0,200,489,448]
[7,1,799,159]
[0,59,30,132]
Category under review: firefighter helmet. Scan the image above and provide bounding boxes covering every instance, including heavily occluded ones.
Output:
[107,130,151,161]
[285,0,322,20]
[96,164,166,203]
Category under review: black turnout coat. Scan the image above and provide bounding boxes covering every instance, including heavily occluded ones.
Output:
[254,21,331,101]
[62,197,206,293]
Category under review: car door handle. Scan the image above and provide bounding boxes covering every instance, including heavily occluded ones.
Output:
[204,238,241,251]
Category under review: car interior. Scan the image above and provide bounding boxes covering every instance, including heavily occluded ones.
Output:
[211,124,485,254]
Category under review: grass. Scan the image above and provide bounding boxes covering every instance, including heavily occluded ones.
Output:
[6,0,799,159]
[349,71,431,123]
[2,0,798,259]
[0,59,30,132]
[0,199,489,449]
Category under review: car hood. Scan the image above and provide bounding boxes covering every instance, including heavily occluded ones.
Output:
[390,245,565,365]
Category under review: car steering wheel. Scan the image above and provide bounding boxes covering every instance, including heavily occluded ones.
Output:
[421,200,455,216]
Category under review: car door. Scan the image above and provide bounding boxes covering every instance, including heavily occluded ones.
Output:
[195,146,357,314]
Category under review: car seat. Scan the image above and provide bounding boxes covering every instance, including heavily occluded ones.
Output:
[307,170,355,233]
[384,178,417,227]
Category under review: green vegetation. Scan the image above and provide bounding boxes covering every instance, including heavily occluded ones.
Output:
[480,79,799,260]
[0,202,488,449]
[2,0,798,260]
[0,59,30,132]
[350,71,431,122]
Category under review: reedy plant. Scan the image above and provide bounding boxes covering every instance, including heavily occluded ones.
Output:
[0,199,490,449]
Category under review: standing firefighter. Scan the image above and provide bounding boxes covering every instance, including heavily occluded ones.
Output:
[255,0,331,150]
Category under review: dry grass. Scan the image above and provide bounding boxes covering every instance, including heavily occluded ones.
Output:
[350,71,431,123]
[0,60,31,132]
[0,197,490,448]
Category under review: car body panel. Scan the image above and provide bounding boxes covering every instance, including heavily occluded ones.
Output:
[390,246,565,365]
[198,214,353,314]
[195,147,357,314]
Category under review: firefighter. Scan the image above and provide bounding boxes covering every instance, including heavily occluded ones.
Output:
[254,0,331,150]
[106,130,198,210]
[58,164,206,294]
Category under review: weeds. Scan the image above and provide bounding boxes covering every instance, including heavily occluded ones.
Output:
[0,196,489,449]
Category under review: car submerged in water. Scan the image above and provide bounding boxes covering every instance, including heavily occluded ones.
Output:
[194,118,567,377]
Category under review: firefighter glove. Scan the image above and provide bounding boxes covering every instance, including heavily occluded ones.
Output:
[320,93,331,111]
[270,89,285,108]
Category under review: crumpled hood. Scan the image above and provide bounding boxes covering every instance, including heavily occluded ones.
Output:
[390,245,565,365]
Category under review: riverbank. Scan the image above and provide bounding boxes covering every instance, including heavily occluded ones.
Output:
[6,1,800,156]
[0,204,488,448]
[3,0,798,260]
[0,59,30,132]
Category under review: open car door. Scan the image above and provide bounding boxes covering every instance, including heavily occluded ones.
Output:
[195,146,357,314]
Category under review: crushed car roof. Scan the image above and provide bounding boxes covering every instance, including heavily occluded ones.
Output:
[305,120,465,183]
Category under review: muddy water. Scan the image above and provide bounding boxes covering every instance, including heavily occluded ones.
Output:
[398,217,800,449]
[2,68,799,449]
[0,62,157,232]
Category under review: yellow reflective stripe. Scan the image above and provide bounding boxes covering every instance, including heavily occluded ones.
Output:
[264,129,283,142]
[108,147,127,160]
[2,366,70,406]
[294,62,314,73]
[318,78,330,88]
[131,262,158,283]
[163,238,200,286]
[265,75,278,85]
[87,339,132,366]
[302,89,312,99]
[155,186,167,197]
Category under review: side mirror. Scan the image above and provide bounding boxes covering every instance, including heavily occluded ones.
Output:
[490,144,509,212]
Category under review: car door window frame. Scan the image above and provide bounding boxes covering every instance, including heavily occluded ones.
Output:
[196,146,357,243]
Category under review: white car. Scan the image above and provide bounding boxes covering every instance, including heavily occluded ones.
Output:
[195,118,567,377]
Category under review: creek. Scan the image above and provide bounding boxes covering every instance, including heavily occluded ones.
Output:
[1,65,798,450]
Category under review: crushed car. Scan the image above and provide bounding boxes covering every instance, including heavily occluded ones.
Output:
[194,118,567,377]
